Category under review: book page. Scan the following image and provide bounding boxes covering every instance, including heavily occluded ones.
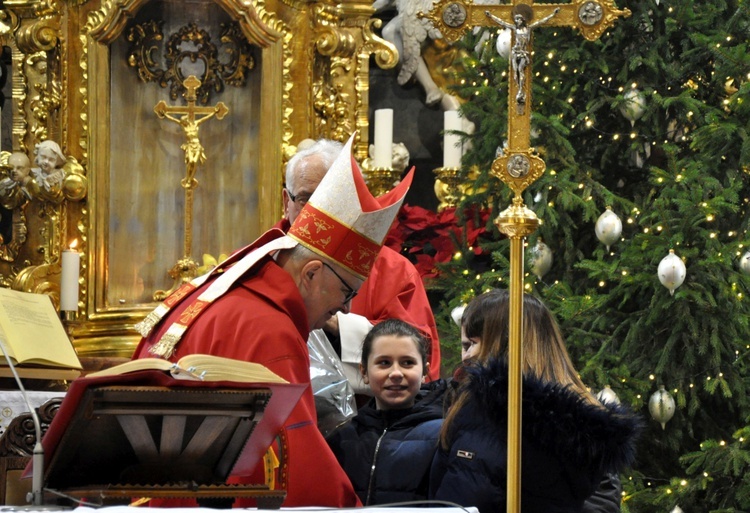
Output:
[0,288,82,369]
[85,358,174,378]
[87,354,288,384]
[178,354,288,384]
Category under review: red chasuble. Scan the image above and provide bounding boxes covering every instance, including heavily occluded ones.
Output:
[276,218,441,380]
[133,258,360,508]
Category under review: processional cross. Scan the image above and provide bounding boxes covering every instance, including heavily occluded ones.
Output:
[154,75,229,299]
[421,1,630,512]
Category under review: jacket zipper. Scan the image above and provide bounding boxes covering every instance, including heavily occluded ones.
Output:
[365,427,388,505]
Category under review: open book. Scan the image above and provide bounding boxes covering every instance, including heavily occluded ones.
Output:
[86,354,288,383]
[28,357,306,504]
[0,288,82,380]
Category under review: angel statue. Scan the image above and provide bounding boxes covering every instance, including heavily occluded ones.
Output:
[374,0,445,106]
[374,0,477,137]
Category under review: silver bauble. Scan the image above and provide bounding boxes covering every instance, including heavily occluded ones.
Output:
[595,207,622,251]
[529,240,553,279]
[596,386,621,405]
[658,249,686,296]
[495,29,512,59]
[451,305,466,327]
[740,251,750,275]
[649,385,676,430]
[619,88,647,126]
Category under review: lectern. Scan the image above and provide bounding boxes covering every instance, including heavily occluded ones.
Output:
[28,371,305,508]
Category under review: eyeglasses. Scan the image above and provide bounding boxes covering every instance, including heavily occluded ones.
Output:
[322,262,358,304]
[286,189,311,207]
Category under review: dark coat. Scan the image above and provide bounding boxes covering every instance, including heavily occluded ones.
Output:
[327,380,447,506]
[429,359,643,513]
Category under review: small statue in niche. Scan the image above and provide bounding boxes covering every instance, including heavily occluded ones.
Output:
[374,0,448,107]
[27,140,66,203]
[374,0,477,138]
[368,142,411,174]
[0,152,32,260]
[0,152,33,210]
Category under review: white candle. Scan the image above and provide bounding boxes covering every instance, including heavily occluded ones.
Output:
[444,110,463,168]
[373,109,393,168]
[60,248,80,312]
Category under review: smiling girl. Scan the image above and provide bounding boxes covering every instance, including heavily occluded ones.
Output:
[326,318,446,506]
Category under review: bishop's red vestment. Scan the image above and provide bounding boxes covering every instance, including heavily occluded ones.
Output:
[275,218,441,381]
[133,253,360,508]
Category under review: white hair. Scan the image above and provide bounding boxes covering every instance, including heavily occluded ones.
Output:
[285,139,344,191]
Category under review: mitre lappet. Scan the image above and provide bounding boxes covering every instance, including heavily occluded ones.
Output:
[135,132,414,358]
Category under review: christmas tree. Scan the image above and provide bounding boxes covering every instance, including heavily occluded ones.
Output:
[414,0,750,510]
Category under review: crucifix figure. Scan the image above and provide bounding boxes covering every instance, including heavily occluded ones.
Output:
[421,2,630,512]
[153,75,229,296]
[486,5,560,108]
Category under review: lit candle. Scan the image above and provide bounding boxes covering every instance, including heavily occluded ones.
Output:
[60,243,80,312]
[444,110,463,168]
[373,109,393,168]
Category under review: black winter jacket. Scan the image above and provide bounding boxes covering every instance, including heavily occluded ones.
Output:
[327,380,446,506]
[429,359,643,513]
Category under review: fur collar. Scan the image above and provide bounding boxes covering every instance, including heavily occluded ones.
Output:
[462,358,644,473]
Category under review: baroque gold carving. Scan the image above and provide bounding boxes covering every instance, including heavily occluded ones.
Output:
[16,14,60,54]
[312,3,397,160]
[127,20,256,104]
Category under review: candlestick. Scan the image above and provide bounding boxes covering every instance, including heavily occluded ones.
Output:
[60,248,80,312]
[373,109,393,168]
[444,110,463,168]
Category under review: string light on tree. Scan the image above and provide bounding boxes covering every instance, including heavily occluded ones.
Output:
[658,249,687,296]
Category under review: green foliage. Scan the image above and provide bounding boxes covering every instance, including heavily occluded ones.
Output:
[427,0,750,509]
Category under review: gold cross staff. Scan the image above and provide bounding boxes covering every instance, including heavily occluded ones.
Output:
[153,75,229,298]
[421,2,630,512]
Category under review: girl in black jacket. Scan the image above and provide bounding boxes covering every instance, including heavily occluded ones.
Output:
[327,319,444,506]
[430,290,643,513]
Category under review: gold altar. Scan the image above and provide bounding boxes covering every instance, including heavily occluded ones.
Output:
[0,0,397,358]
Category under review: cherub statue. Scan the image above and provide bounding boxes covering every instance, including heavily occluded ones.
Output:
[27,140,66,203]
[0,152,32,210]
[368,141,410,174]
[486,5,560,105]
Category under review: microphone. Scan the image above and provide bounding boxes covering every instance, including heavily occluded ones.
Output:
[0,342,68,510]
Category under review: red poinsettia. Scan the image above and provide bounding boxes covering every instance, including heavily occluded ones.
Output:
[384,203,493,279]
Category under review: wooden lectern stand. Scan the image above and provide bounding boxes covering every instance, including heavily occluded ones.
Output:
[28,371,306,508]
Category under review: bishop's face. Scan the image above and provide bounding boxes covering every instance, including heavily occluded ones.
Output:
[303,260,362,330]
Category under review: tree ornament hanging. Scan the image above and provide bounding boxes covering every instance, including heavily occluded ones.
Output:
[596,386,620,405]
[595,207,622,251]
[451,305,466,327]
[658,249,686,296]
[529,239,553,279]
[671,507,684,513]
[619,88,647,126]
[495,29,512,60]
[649,385,676,430]
[739,251,750,275]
